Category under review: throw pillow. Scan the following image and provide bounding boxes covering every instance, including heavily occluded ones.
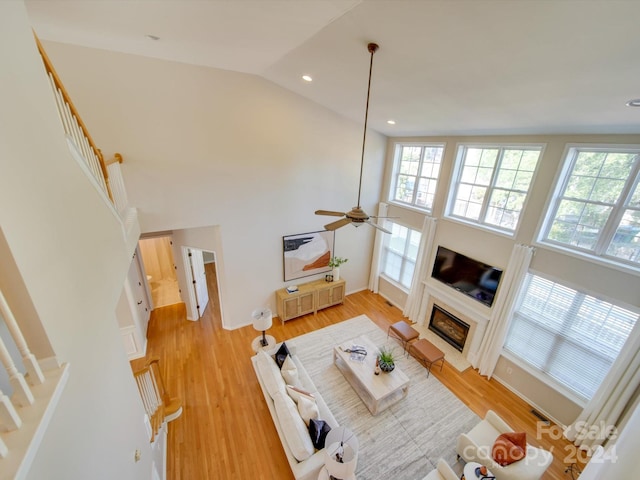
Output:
[308,419,332,450]
[492,432,527,466]
[255,349,286,400]
[297,394,319,426]
[281,355,301,386]
[272,391,315,461]
[274,342,291,369]
[286,385,315,403]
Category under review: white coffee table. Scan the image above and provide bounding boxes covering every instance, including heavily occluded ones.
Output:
[463,461,495,479]
[333,335,410,415]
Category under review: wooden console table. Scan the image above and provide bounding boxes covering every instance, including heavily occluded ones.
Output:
[276,278,346,323]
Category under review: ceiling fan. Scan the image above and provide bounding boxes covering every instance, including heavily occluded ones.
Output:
[315,42,392,235]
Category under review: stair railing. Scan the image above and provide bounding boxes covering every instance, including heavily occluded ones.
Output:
[34,35,114,205]
[0,286,68,471]
[133,359,182,442]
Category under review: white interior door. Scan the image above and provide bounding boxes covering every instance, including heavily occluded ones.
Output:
[189,248,209,318]
[129,249,151,331]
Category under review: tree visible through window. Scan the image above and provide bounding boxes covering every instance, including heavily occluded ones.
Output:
[390,144,444,212]
[381,222,421,290]
[542,146,640,267]
[448,145,542,233]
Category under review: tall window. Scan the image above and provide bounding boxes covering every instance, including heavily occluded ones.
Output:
[390,143,444,212]
[448,145,542,233]
[381,222,421,290]
[541,146,640,268]
[504,273,638,400]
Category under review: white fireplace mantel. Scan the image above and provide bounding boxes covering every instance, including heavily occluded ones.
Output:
[418,279,493,365]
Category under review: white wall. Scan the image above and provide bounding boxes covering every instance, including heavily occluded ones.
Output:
[41,40,387,329]
[378,134,640,426]
[0,3,151,478]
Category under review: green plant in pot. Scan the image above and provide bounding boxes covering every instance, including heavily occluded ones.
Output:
[328,256,348,282]
[377,346,395,373]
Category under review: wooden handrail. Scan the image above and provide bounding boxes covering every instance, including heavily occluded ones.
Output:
[104,153,124,167]
[34,34,114,203]
[133,358,182,442]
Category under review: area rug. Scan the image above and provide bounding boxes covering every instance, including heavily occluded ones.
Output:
[286,314,479,479]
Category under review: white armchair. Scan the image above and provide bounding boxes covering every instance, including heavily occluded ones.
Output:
[422,458,459,480]
[456,410,553,480]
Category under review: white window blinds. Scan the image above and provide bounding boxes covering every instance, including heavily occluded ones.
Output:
[504,273,638,400]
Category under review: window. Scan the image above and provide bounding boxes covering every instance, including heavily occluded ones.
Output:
[541,146,640,267]
[448,145,542,233]
[381,222,421,289]
[390,144,444,212]
[504,273,638,400]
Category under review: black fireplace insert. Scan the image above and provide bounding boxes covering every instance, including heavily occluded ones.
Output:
[428,305,470,352]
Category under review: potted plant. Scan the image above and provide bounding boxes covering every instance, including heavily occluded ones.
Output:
[328,256,348,282]
[377,346,395,373]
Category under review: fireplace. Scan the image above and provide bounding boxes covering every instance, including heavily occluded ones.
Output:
[428,305,470,352]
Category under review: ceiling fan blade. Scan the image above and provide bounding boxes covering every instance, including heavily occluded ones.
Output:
[315,209,346,217]
[369,215,399,219]
[365,220,392,234]
[325,218,352,231]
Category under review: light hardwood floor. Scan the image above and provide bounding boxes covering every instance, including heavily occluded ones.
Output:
[132,282,582,480]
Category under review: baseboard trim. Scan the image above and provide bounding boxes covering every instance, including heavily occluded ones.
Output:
[492,374,566,428]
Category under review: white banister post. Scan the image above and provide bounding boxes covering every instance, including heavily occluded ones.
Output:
[0,290,45,385]
[0,337,34,407]
[0,436,7,458]
[0,388,22,432]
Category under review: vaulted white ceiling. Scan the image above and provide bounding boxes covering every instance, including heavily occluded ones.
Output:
[26,0,640,137]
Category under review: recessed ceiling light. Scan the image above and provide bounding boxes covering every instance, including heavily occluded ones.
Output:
[145,34,160,41]
[302,75,313,82]
[626,98,640,107]
[387,120,396,125]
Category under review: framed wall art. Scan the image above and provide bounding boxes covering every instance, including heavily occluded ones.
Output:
[283,230,334,282]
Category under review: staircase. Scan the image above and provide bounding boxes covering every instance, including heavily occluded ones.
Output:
[0,287,69,479]
[133,359,182,442]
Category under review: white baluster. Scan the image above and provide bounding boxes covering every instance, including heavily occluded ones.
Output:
[0,436,7,458]
[48,74,68,134]
[0,388,22,432]
[0,336,34,407]
[0,290,44,385]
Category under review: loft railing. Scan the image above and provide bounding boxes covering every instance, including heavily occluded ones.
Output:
[133,359,182,442]
[0,287,69,477]
[34,35,114,203]
[35,35,137,242]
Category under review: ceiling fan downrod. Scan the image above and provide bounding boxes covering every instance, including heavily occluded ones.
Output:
[356,42,378,209]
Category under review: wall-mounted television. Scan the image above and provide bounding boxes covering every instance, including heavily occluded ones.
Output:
[431,245,503,307]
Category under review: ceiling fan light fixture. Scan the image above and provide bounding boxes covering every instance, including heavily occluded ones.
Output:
[626,98,640,107]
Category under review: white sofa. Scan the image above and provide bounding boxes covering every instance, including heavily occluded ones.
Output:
[252,343,339,480]
[422,458,459,480]
[456,410,553,480]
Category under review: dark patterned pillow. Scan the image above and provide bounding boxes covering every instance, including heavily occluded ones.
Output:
[275,342,291,369]
[308,419,332,450]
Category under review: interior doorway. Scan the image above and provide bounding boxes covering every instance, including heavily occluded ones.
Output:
[182,247,221,321]
[139,235,182,308]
